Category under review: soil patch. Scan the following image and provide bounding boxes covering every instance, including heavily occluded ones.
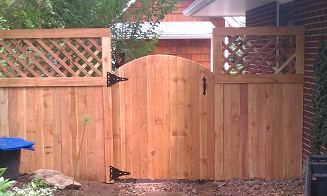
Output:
[12,173,305,195]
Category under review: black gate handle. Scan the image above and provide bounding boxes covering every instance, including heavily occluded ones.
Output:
[202,76,207,95]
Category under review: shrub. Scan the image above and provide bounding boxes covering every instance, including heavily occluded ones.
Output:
[0,168,15,196]
[11,178,57,196]
[312,39,327,153]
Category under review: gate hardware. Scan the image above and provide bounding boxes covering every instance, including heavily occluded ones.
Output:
[202,76,207,95]
[110,166,131,181]
[107,72,128,87]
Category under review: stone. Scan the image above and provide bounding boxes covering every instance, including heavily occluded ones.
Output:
[246,181,256,187]
[143,191,183,196]
[253,184,261,190]
[33,169,81,190]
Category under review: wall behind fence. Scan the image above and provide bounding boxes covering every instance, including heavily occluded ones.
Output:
[0,29,112,182]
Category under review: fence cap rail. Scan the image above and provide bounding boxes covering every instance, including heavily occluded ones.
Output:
[0,77,107,87]
[0,28,111,39]
[213,26,305,36]
[215,74,304,84]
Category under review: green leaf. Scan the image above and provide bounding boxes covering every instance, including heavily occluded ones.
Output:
[0,169,7,177]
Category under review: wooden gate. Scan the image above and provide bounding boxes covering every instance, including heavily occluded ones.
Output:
[110,55,215,179]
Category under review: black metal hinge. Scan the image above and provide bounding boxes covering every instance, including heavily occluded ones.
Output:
[107,72,128,87]
[110,166,131,181]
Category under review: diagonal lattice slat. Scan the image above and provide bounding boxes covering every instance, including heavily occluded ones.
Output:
[0,37,103,78]
[221,35,297,75]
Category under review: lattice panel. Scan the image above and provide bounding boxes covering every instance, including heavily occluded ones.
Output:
[221,35,296,75]
[0,38,103,78]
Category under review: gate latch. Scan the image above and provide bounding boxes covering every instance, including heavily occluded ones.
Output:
[110,166,131,181]
[107,72,128,87]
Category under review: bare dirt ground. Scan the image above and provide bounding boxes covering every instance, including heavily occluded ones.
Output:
[13,173,305,196]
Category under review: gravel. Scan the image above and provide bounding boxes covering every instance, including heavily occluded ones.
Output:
[14,173,305,195]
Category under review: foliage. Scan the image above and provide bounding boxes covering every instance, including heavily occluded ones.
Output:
[11,178,57,196]
[0,17,9,30]
[312,39,327,153]
[0,0,63,29]
[0,0,182,68]
[0,168,15,196]
[228,36,246,75]
[0,168,57,196]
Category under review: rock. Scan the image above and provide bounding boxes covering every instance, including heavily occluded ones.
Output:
[33,169,81,190]
[143,191,182,196]
[246,181,256,187]
[253,184,261,190]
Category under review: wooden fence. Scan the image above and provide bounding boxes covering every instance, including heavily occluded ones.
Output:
[212,26,304,179]
[0,29,112,182]
[0,27,304,182]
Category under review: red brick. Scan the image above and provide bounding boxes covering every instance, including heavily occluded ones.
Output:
[246,2,277,27]
[247,0,327,163]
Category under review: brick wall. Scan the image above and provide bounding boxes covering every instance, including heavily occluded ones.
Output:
[152,39,211,68]
[246,0,327,167]
[246,2,277,26]
[293,0,327,162]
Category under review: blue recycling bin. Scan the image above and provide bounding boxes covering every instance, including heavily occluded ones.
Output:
[0,138,34,179]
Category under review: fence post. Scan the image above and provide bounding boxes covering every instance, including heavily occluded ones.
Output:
[101,33,114,183]
[102,35,112,75]
[212,28,222,76]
